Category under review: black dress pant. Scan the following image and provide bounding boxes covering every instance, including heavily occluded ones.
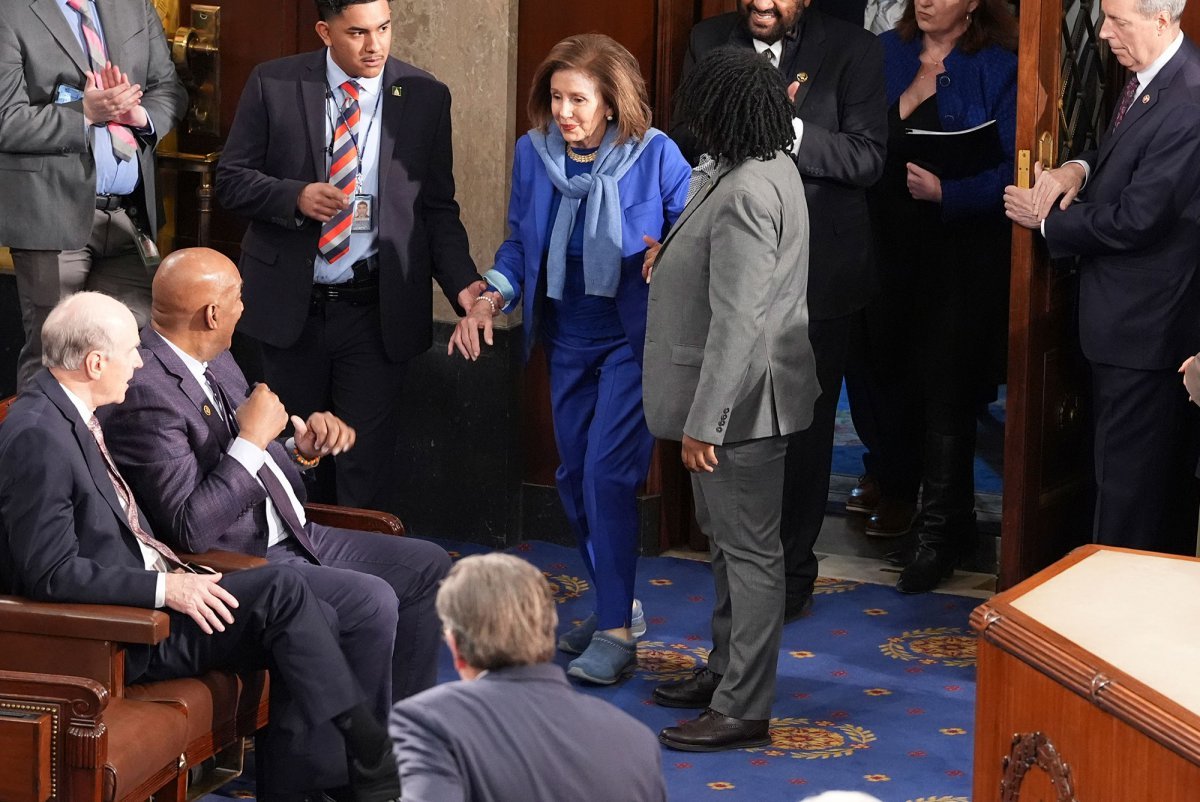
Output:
[135,564,364,794]
[781,314,852,605]
[1091,361,1200,555]
[261,299,407,511]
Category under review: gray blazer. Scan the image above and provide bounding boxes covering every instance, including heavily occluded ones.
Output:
[389,663,666,802]
[643,152,820,445]
[0,0,185,249]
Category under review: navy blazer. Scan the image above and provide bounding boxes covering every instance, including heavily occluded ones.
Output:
[671,10,887,320]
[881,31,1017,221]
[0,371,160,610]
[99,327,310,556]
[485,131,690,362]
[1045,36,1200,370]
[217,50,479,364]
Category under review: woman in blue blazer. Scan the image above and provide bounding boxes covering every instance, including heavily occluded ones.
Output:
[450,34,690,684]
[850,0,1017,593]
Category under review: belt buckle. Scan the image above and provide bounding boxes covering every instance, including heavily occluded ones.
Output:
[326,285,340,301]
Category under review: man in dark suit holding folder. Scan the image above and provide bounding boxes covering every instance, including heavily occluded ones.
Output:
[1005,0,1200,555]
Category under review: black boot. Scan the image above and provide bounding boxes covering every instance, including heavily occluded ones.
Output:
[897,432,977,594]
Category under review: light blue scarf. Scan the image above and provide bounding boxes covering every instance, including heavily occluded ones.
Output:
[529,124,660,300]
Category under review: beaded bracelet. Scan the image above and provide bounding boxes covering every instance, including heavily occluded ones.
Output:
[475,294,498,315]
[291,447,320,469]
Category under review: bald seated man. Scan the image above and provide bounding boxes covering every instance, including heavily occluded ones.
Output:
[100,248,452,720]
[0,292,401,801]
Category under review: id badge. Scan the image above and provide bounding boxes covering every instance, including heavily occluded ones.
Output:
[351,194,375,232]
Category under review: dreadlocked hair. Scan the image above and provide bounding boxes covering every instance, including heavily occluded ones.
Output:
[675,47,795,164]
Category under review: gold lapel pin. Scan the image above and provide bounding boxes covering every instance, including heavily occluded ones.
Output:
[390,85,403,97]
[202,403,213,417]
[796,72,809,84]
[1141,94,1149,104]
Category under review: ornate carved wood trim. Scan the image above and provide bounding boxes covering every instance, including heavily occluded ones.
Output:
[1000,731,1078,802]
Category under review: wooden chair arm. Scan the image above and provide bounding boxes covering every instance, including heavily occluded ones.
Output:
[0,668,108,716]
[180,550,269,573]
[305,503,405,535]
[0,595,169,645]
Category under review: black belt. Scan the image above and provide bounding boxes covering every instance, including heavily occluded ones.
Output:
[95,194,127,211]
[311,259,379,307]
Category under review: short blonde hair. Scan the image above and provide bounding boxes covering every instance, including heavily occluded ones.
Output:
[527,33,652,145]
[437,553,557,670]
[41,292,123,369]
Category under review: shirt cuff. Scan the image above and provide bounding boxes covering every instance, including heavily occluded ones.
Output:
[228,436,269,475]
[1065,158,1090,187]
[791,117,805,156]
[154,573,166,608]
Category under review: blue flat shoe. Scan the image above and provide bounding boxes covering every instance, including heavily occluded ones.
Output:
[566,632,638,685]
[557,612,598,655]
[631,598,647,638]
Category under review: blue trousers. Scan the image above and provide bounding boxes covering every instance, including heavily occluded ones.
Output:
[546,335,655,630]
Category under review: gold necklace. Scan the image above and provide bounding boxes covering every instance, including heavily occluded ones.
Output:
[567,147,598,164]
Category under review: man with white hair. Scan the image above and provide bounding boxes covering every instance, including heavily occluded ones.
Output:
[0,292,401,801]
[1005,0,1200,556]
[389,553,666,802]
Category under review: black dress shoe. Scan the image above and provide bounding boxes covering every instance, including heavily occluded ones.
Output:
[865,498,918,538]
[659,708,771,752]
[347,749,401,802]
[896,544,956,594]
[653,667,722,709]
[845,474,879,515]
[783,594,814,624]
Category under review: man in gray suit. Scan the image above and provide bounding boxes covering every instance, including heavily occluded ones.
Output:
[389,553,666,802]
[643,49,820,751]
[0,0,186,391]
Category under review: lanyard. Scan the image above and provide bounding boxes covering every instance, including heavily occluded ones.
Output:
[326,82,383,190]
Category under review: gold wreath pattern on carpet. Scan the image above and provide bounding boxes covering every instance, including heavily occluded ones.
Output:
[743,717,877,759]
[635,640,712,681]
[813,576,863,594]
[880,627,976,668]
[542,571,589,604]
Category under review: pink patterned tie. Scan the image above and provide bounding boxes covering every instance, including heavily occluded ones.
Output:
[318,80,362,264]
[65,0,138,162]
[87,415,184,569]
[1112,75,1139,130]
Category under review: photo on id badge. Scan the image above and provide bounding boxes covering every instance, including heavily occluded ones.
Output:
[352,194,374,232]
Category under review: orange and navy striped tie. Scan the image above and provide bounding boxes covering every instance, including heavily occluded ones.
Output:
[65,0,138,162]
[319,80,362,264]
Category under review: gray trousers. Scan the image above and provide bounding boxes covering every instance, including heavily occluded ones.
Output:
[12,207,152,390]
[691,434,789,720]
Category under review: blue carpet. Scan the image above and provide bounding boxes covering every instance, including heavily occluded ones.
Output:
[833,382,1005,496]
[201,538,978,802]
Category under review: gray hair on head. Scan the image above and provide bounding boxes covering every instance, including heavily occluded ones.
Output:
[41,291,123,370]
[436,552,558,671]
[1136,0,1186,21]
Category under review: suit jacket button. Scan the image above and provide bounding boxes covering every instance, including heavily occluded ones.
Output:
[716,426,723,433]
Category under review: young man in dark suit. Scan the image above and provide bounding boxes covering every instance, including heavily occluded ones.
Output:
[669,0,888,620]
[216,0,482,510]
[0,292,400,801]
[1005,0,1200,555]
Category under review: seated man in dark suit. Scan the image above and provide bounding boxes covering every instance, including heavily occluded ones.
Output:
[100,247,451,708]
[0,292,400,801]
[389,553,666,802]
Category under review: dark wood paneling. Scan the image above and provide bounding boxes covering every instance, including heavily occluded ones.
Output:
[171,1,321,257]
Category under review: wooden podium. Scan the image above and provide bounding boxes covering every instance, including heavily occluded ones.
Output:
[971,544,1200,801]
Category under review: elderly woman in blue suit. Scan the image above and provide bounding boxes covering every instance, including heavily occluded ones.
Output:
[848,0,1017,593]
[449,33,690,684]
